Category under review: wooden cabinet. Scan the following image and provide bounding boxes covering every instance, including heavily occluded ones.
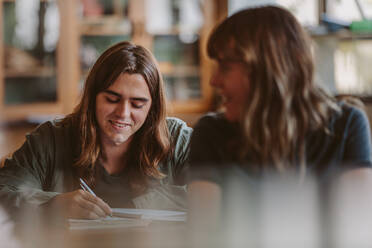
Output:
[0,0,79,122]
[0,0,222,122]
[78,0,220,114]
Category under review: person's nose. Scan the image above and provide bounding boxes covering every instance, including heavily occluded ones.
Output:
[115,101,130,119]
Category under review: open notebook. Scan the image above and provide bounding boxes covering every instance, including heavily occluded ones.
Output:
[68,216,151,230]
[112,208,186,222]
[68,208,186,230]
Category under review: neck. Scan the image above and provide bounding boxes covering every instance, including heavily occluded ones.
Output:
[100,139,132,175]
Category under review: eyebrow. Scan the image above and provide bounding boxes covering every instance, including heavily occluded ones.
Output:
[103,90,149,102]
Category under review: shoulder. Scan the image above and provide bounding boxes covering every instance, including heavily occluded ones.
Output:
[34,117,71,131]
[165,117,193,153]
[166,117,193,137]
[4,121,60,165]
[193,112,232,137]
[27,120,58,140]
[161,118,192,180]
[342,102,369,123]
[331,102,370,134]
[196,112,224,123]
[27,118,75,144]
[336,102,372,166]
[339,101,367,118]
[190,112,236,157]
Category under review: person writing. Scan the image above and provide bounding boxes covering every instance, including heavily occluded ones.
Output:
[0,41,192,219]
[187,6,372,221]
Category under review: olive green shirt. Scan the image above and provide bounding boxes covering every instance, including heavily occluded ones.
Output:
[0,117,192,211]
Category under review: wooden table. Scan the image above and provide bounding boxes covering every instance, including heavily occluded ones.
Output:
[15,220,190,248]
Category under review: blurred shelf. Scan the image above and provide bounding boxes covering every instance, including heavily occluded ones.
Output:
[5,66,55,78]
[0,0,219,121]
[149,26,198,36]
[0,0,80,122]
[168,99,210,114]
[80,29,130,36]
[3,0,52,2]
[310,27,372,40]
[0,102,63,122]
[80,16,131,36]
[159,63,199,77]
[81,16,124,24]
[80,28,130,36]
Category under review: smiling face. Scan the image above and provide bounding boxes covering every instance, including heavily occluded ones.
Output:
[95,73,152,148]
[210,60,249,122]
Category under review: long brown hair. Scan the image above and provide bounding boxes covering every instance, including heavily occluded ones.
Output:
[61,41,170,192]
[207,6,340,174]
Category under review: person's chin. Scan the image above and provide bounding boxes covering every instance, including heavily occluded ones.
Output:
[112,135,131,146]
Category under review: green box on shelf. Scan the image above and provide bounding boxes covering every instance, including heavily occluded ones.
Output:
[350,20,372,33]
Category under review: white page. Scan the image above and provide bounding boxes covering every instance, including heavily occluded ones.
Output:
[112,208,187,222]
[68,216,151,230]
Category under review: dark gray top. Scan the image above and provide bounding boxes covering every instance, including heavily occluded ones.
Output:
[188,102,372,185]
[0,117,192,211]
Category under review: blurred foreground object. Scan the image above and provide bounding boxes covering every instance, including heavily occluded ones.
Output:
[0,206,21,248]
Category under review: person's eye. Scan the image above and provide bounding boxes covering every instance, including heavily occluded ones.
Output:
[105,96,119,103]
[131,101,145,109]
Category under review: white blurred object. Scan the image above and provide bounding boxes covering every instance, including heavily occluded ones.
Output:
[228,0,317,26]
[335,40,372,95]
[259,176,320,248]
[44,1,60,52]
[145,0,172,34]
[223,173,320,248]
[229,0,276,15]
[327,0,372,22]
[179,0,203,43]
[14,0,39,50]
[278,0,317,26]
[0,207,21,248]
[224,177,259,247]
[330,169,372,247]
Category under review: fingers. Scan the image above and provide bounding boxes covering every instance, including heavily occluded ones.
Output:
[96,198,113,216]
[77,199,107,218]
[79,190,113,217]
[79,209,101,220]
[47,190,113,220]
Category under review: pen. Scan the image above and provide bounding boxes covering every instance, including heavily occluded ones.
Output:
[79,178,97,197]
[79,178,113,217]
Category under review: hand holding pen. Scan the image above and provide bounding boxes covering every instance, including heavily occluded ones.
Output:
[78,178,113,218]
[44,178,112,219]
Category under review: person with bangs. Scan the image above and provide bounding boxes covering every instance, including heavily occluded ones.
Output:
[187,6,372,220]
[0,41,192,219]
